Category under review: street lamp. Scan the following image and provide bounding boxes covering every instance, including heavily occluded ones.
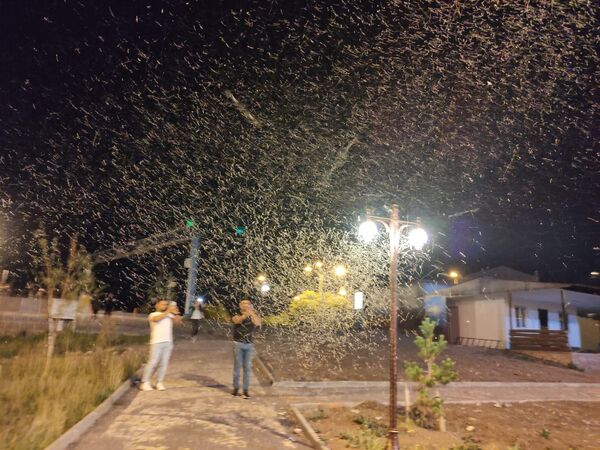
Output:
[303,261,325,301]
[358,204,428,450]
[334,264,348,278]
[448,270,461,285]
[255,274,270,295]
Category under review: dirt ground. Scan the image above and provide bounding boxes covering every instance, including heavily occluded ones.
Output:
[308,400,600,450]
[256,332,600,383]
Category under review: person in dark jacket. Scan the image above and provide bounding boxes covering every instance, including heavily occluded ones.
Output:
[231,299,261,399]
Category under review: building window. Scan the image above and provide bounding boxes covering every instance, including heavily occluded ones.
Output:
[515,307,527,328]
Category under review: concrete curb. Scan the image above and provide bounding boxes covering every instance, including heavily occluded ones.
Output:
[254,353,276,385]
[44,377,135,450]
[290,398,600,410]
[275,380,600,389]
[290,405,330,450]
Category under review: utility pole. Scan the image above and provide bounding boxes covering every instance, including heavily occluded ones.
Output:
[184,236,200,315]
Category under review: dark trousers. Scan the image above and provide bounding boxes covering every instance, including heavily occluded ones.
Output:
[191,319,200,337]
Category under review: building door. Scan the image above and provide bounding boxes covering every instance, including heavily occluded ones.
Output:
[447,303,460,344]
[538,309,549,329]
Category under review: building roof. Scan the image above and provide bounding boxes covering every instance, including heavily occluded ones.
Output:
[433,277,564,297]
[462,266,538,283]
[427,276,600,312]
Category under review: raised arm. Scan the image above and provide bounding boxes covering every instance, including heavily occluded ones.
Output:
[149,311,170,322]
[249,310,262,327]
[232,313,248,324]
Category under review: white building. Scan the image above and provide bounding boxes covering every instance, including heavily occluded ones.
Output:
[424,267,600,351]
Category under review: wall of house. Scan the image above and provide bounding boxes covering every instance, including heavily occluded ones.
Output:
[567,314,582,348]
[508,298,581,348]
[456,297,506,344]
[578,317,600,351]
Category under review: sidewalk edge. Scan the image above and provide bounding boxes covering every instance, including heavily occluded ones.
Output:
[255,353,276,385]
[290,405,330,450]
[44,375,136,450]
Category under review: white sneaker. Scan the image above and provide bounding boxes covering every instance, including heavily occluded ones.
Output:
[156,382,166,391]
[139,382,153,391]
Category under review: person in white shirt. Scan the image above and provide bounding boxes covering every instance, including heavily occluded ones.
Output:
[190,299,204,342]
[140,299,181,391]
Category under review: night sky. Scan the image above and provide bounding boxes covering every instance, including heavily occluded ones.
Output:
[1,0,598,307]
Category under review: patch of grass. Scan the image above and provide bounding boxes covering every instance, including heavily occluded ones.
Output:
[0,333,46,358]
[340,429,385,450]
[539,427,551,439]
[0,332,145,450]
[0,331,147,359]
[308,407,328,421]
[353,414,387,437]
[339,431,353,440]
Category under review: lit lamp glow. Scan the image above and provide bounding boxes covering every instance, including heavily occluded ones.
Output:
[407,227,428,250]
[338,287,348,296]
[334,265,347,277]
[358,220,378,242]
[260,283,271,293]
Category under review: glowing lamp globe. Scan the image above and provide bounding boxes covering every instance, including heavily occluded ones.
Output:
[408,227,428,250]
[358,220,378,242]
[334,265,347,277]
[260,283,271,293]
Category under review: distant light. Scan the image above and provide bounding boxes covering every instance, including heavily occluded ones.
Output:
[338,287,348,296]
[196,296,204,304]
[185,219,195,229]
[358,220,378,242]
[314,261,323,269]
[257,274,267,282]
[449,271,459,279]
[591,271,600,277]
[408,227,428,250]
[303,265,313,274]
[260,283,271,293]
[354,291,364,310]
[334,265,347,277]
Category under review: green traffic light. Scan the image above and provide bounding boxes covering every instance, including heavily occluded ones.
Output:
[235,226,246,236]
[185,219,195,229]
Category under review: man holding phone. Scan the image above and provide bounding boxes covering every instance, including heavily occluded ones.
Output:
[140,299,181,391]
[231,298,262,399]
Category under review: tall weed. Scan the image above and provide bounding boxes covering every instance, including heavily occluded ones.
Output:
[0,333,144,450]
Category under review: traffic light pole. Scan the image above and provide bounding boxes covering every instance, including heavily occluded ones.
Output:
[184,236,200,315]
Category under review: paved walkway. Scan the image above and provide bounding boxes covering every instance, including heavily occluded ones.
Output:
[275,380,600,407]
[73,336,600,450]
[72,339,310,450]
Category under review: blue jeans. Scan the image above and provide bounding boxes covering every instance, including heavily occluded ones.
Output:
[142,341,174,383]
[233,341,254,392]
